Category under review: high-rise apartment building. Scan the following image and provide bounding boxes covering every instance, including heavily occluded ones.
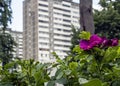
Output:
[11,30,23,59]
[23,0,80,62]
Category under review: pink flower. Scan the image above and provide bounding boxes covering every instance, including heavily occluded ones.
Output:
[79,33,119,51]
[101,37,109,46]
[79,34,102,50]
[79,40,92,50]
[89,35,102,46]
[101,38,118,47]
[111,38,118,46]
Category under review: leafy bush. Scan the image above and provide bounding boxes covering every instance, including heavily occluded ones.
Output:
[0,59,51,86]
[0,31,120,86]
[48,31,120,86]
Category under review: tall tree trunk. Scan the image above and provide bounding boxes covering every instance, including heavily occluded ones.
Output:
[80,0,95,34]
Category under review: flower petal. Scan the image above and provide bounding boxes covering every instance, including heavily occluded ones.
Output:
[111,38,118,46]
[89,34,102,46]
[79,40,92,50]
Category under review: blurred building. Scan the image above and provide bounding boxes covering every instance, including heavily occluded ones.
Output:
[10,30,23,59]
[23,0,80,62]
[0,28,23,59]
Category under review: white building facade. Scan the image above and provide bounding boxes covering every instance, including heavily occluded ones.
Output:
[11,31,23,59]
[23,0,80,62]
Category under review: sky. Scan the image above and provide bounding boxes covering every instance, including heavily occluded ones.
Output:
[10,0,99,31]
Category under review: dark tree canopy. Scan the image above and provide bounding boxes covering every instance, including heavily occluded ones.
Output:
[0,0,12,31]
[0,0,16,67]
[94,0,120,39]
[0,33,16,66]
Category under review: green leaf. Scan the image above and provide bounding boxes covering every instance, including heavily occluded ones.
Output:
[83,79,102,86]
[56,71,64,79]
[69,62,78,70]
[64,69,71,75]
[47,81,55,86]
[55,69,62,78]
[79,31,91,40]
[78,78,88,84]
[104,47,117,62]
[73,45,82,53]
[117,47,120,56]
[4,61,15,69]
[52,52,60,60]
[112,80,120,86]
[0,82,13,86]
[56,78,67,84]
[113,67,120,76]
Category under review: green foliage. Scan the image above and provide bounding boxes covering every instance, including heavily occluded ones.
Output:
[70,25,81,54]
[0,59,51,86]
[48,32,120,86]
[0,0,12,31]
[0,0,15,67]
[0,32,16,66]
[79,31,91,40]
[94,0,120,39]
[47,52,81,86]
[83,79,102,86]
[1,32,120,86]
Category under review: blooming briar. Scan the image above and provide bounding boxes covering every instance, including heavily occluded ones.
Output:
[79,34,102,50]
[111,38,118,46]
[79,34,119,50]
[80,40,92,50]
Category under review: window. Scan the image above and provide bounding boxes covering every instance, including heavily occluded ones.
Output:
[38,4,48,7]
[63,19,71,23]
[63,14,71,17]
[54,12,62,16]
[54,7,70,13]
[38,9,48,12]
[73,11,78,14]
[54,1,61,5]
[54,23,62,26]
[63,29,71,32]
[54,17,62,21]
[39,25,48,28]
[72,16,78,19]
[63,24,71,27]
[63,0,71,3]
[39,14,48,18]
[63,4,70,7]
[39,20,48,23]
